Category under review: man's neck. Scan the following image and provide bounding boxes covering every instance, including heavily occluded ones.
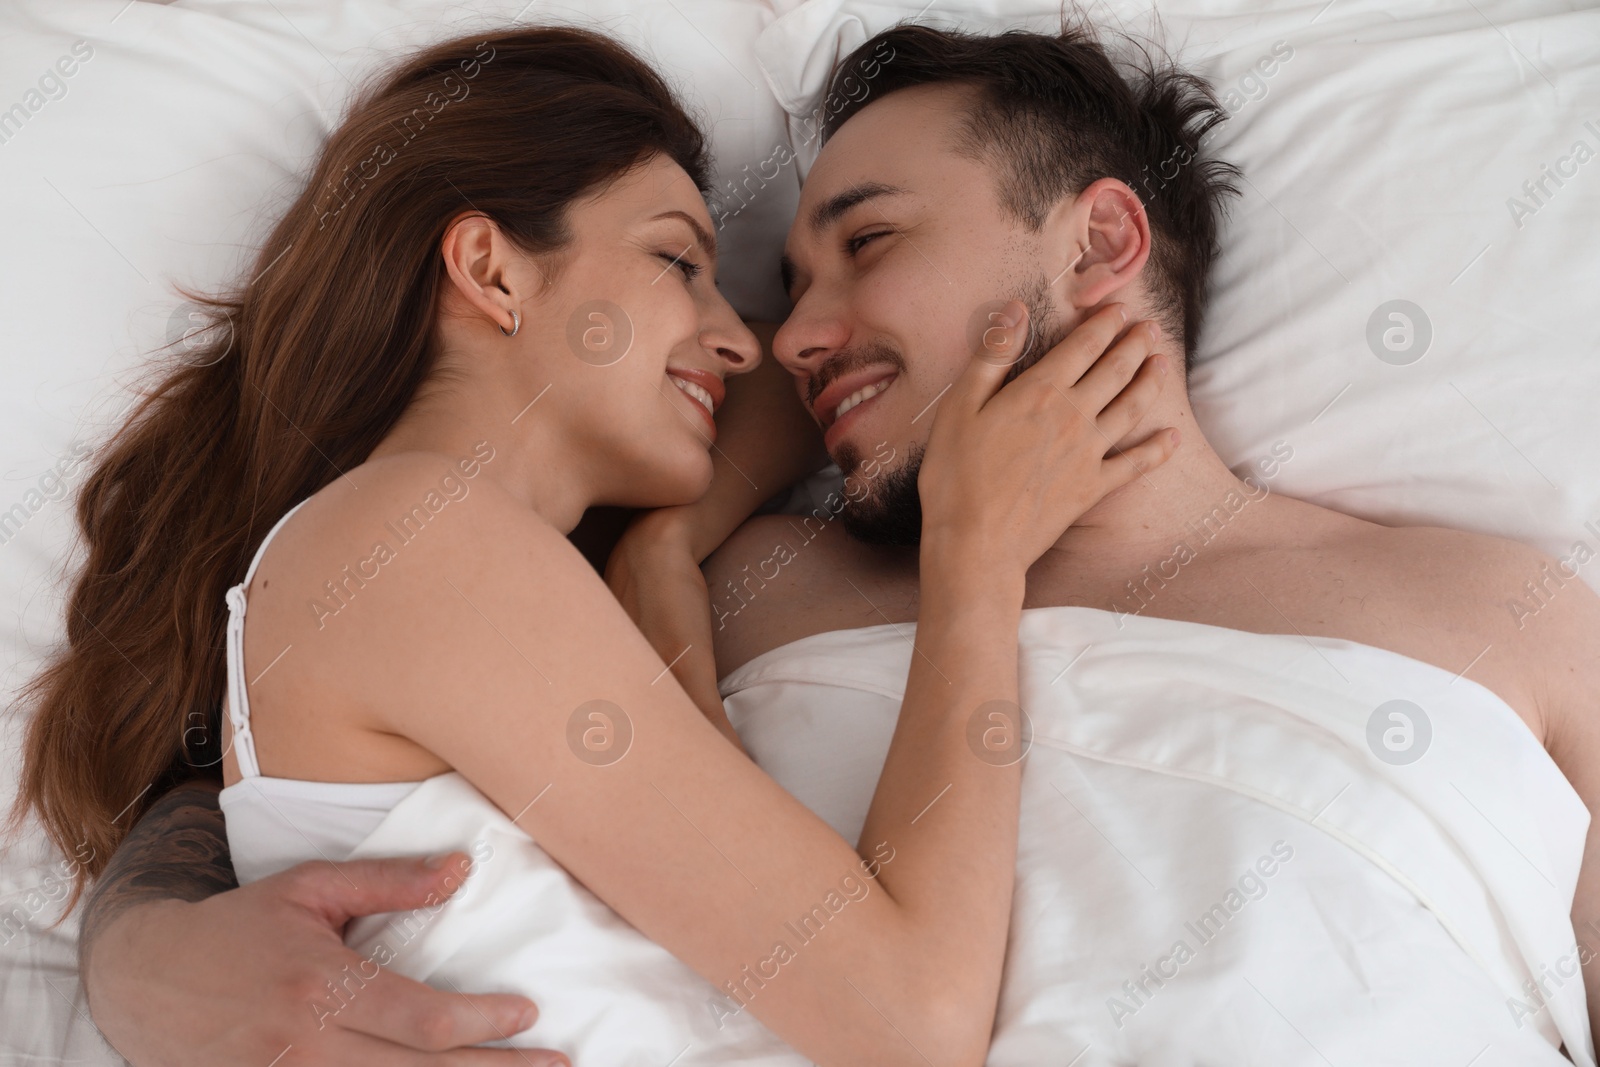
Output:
[847,378,1282,603]
[1029,399,1271,591]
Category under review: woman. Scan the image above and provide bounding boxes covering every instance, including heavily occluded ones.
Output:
[16,27,1174,1066]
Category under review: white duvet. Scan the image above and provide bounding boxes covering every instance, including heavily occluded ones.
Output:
[345,606,1595,1066]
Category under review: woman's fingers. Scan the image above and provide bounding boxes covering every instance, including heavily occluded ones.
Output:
[1095,352,1170,442]
[1071,318,1161,413]
[1010,303,1131,394]
[944,300,1030,417]
[1099,427,1182,491]
[917,301,1178,573]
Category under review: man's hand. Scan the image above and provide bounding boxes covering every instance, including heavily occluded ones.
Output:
[85,847,567,1065]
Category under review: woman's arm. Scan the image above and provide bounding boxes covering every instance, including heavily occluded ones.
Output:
[323,305,1171,1067]
[605,322,826,739]
[673,320,829,561]
[78,780,555,1066]
[366,464,1018,1067]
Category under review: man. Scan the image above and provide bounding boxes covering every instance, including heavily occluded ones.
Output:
[74,22,1600,1066]
[685,22,1600,1058]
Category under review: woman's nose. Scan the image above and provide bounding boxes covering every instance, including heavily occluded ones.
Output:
[703,295,761,375]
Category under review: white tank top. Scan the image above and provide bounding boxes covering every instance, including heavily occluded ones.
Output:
[216,497,423,886]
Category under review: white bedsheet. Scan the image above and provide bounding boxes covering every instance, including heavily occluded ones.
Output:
[338,606,1593,1065]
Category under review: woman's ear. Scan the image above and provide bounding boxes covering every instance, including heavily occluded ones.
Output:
[439,211,524,336]
[1044,178,1152,311]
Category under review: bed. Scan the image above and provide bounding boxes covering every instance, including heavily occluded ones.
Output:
[3,0,1598,1061]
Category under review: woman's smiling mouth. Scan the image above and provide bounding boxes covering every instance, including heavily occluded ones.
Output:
[665,366,723,437]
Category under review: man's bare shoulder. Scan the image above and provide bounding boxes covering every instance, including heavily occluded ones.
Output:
[1327,516,1600,737]
[705,513,912,677]
[1344,520,1584,635]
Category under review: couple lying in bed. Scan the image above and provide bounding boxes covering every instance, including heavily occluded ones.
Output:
[20,19,1600,1067]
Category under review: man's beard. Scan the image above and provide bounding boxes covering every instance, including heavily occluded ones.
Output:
[837,274,1063,547]
[838,441,925,546]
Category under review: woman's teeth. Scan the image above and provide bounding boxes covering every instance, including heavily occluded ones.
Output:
[834,378,892,423]
[670,375,714,417]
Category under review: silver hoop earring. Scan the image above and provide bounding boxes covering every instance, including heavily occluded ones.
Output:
[500,310,521,338]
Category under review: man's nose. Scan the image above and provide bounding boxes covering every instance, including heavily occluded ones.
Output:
[774,292,852,376]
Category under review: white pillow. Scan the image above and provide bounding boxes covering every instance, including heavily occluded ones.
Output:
[754,0,1600,598]
[0,0,788,1058]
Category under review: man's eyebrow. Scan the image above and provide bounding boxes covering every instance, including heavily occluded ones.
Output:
[807,181,909,234]
[781,182,910,295]
[651,210,717,260]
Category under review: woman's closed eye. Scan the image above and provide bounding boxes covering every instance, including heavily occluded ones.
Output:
[657,248,704,282]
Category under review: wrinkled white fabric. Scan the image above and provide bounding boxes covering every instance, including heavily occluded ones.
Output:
[328,606,1591,1066]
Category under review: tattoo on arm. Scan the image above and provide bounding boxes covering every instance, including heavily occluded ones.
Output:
[78,780,238,974]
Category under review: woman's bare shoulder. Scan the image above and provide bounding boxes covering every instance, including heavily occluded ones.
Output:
[273,446,572,570]
[294,446,520,542]
[230,448,607,779]
[245,447,599,681]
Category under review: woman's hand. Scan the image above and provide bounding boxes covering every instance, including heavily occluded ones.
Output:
[917,302,1178,580]
[604,509,743,750]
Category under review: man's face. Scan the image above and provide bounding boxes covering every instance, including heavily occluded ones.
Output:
[774,84,1069,545]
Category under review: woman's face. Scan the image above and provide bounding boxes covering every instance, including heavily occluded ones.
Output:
[514,154,760,509]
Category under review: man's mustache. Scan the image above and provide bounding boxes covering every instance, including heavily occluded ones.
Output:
[804,340,909,412]
[801,297,1058,408]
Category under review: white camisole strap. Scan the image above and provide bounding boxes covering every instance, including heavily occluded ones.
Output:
[224,497,314,779]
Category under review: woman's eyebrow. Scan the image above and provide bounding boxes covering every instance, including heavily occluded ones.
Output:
[650,209,717,259]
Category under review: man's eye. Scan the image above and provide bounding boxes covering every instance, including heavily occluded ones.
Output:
[845,230,891,256]
[657,250,704,281]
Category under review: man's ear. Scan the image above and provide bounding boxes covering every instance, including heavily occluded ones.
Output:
[439,211,528,336]
[1044,178,1151,310]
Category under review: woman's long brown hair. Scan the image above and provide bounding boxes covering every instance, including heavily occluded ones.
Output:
[12,25,712,913]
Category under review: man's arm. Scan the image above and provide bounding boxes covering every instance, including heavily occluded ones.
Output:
[78,779,236,974]
[80,778,567,1066]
